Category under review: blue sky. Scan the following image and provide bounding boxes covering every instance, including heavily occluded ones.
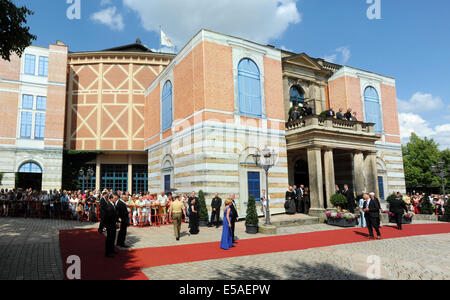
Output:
[16,0,450,149]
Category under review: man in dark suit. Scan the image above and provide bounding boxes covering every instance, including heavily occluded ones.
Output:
[289,107,301,122]
[297,185,305,213]
[100,193,118,257]
[230,193,239,244]
[326,107,335,118]
[336,108,344,120]
[98,191,108,234]
[344,108,353,121]
[116,194,130,248]
[303,103,313,116]
[343,184,356,213]
[389,196,408,230]
[363,193,382,239]
[209,193,222,228]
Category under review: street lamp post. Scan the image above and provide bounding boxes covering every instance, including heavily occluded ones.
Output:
[431,161,447,200]
[79,167,95,191]
[252,146,277,225]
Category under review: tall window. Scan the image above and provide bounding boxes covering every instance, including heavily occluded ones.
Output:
[364,86,382,134]
[132,165,148,194]
[19,162,42,174]
[20,112,33,138]
[161,81,173,131]
[101,165,128,192]
[24,54,36,75]
[238,58,262,117]
[22,95,33,109]
[36,96,47,111]
[38,57,49,77]
[34,113,46,140]
[248,171,261,202]
[290,86,305,106]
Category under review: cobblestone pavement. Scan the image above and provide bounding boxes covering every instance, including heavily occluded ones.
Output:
[142,233,450,280]
[0,216,447,280]
[0,218,95,280]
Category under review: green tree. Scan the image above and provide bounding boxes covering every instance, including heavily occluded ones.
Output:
[0,0,36,61]
[198,190,209,221]
[402,133,442,189]
[245,194,259,226]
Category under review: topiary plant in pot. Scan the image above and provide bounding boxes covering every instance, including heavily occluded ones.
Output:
[245,194,259,234]
[419,195,434,215]
[330,193,347,211]
[198,190,209,226]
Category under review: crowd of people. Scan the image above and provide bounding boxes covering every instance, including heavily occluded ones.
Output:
[325,107,359,121]
[401,192,447,215]
[284,185,311,215]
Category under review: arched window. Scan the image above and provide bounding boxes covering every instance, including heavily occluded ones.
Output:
[161,81,173,131]
[238,58,262,117]
[364,86,382,134]
[289,86,305,106]
[18,162,42,174]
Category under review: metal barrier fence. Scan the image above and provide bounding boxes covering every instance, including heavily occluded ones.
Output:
[0,200,187,227]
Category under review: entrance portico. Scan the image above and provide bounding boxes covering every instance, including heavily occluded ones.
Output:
[286,116,380,216]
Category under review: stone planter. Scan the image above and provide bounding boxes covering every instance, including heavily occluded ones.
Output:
[327,217,357,227]
[245,223,259,234]
[388,215,412,224]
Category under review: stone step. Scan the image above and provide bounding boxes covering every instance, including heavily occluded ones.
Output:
[258,214,321,234]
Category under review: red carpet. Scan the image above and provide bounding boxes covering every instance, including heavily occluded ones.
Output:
[59,223,450,280]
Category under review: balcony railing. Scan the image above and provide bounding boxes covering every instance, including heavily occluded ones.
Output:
[286,115,376,135]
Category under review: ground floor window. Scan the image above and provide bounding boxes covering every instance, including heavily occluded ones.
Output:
[132,165,148,195]
[101,165,128,192]
[378,176,385,201]
[248,171,261,201]
[164,174,171,193]
[17,162,42,191]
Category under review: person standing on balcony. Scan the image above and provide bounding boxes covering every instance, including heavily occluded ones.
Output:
[336,108,344,120]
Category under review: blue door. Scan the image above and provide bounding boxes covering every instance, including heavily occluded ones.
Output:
[378,176,385,201]
[248,172,261,202]
[164,175,171,193]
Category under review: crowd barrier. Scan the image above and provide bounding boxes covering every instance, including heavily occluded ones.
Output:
[0,200,188,227]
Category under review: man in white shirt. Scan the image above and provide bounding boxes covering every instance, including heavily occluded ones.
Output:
[158,192,168,224]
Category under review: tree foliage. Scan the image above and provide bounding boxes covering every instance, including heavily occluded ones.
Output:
[245,194,259,226]
[402,133,448,189]
[0,0,36,61]
[330,193,347,208]
[198,190,209,221]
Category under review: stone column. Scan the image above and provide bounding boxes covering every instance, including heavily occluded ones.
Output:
[353,151,365,195]
[127,154,133,193]
[323,148,335,209]
[95,156,101,192]
[364,151,379,197]
[307,147,324,215]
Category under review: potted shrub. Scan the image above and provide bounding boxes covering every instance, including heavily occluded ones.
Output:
[330,193,347,211]
[198,190,209,227]
[245,194,259,234]
[419,195,434,215]
[443,199,450,222]
[325,211,357,227]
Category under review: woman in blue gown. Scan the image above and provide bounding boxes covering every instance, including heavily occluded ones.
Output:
[220,199,233,250]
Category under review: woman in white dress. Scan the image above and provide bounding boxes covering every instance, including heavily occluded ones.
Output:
[358,196,367,228]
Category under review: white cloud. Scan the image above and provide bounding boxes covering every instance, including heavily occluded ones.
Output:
[399,113,450,150]
[398,92,444,113]
[91,6,125,31]
[100,0,112,5]
[122,0,301,47]
[323,46,351,65]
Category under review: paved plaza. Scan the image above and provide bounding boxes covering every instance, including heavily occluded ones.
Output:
[0,216,449,280]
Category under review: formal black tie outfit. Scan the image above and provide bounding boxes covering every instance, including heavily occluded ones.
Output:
[116,199,130,247]
[100,200,118,256]
[389,198,408,230]
[230,200,239,243]
[210,197,222,228]
[364,197,381,238]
